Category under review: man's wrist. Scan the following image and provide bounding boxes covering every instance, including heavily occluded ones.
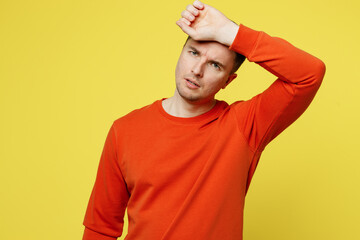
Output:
[217,21,239,46]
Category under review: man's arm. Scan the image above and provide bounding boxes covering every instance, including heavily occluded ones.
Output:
[82,123,129,240]
[229,24,325,152]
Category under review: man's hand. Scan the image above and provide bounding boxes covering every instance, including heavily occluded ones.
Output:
[176,0,239,46]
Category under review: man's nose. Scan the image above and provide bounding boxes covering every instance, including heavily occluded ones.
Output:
[191,59,205,78]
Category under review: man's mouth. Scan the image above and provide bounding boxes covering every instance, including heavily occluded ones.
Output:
[186,79,200,88]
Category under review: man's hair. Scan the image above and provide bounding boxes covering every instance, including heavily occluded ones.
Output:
[184,36,246,74]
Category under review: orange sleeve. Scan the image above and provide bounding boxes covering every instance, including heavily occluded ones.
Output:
[82,123,129,240]
[230,24,326,152]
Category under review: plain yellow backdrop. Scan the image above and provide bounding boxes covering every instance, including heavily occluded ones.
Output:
[1,0,359,239]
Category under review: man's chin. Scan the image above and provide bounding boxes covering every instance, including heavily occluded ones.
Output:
[177,88,201,102]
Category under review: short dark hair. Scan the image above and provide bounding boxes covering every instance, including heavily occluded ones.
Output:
[184,36,245,74]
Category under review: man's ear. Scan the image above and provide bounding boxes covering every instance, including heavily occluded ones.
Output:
[222,73,237,89]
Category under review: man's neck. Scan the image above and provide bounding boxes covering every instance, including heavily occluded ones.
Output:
[162,94,217,118]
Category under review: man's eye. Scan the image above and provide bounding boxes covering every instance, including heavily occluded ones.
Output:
[212,63,220,69]
[190,51,198,56]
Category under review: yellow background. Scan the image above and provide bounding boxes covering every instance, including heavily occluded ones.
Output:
[1,0,359,239]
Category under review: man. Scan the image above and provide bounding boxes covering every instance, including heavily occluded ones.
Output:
[82,1,326,239]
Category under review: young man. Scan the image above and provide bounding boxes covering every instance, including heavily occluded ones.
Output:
[82,1,326,239]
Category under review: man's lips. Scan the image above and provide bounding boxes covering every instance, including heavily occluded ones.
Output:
[185,78,200,88]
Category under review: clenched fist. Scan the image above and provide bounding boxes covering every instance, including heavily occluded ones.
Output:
[176,0,239,46]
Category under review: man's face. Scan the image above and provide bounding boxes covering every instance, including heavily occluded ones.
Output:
[174,38,237,104]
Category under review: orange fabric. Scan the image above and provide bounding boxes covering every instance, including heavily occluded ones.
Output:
[83,24,325,240]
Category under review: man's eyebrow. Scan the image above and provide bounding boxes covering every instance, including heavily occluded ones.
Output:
[188,46,200,53]
[187,46,226,69]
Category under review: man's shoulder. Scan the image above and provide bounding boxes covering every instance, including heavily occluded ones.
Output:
[216,98,259,120]
[227,95,260,112]
[113,99,161,126]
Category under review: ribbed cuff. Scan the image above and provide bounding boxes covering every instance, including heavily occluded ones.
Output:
[83,227,117,240]
[229,24,262,59]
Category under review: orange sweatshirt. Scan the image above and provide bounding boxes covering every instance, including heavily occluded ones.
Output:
[83,24,326,240]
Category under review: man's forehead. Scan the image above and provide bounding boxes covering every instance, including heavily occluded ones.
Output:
[184,38,235,61]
